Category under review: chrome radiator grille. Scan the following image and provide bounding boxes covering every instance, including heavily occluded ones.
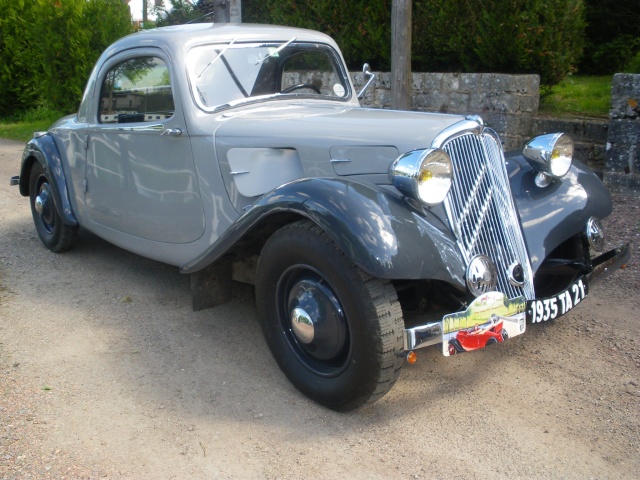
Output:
[442,130,535,300]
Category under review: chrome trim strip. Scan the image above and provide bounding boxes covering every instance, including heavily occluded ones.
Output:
[99,124,164,133]
[430,117,484,150]
[330,158,351,163]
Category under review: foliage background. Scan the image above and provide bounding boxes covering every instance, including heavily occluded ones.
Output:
[0,0,132,117]
[1,0,637,119]
[241,0,586,86]
[580,0,640,75]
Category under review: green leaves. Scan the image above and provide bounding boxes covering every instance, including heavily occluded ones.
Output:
[0,0,133,117]
[245,0,586,86]
[413,0,585,86]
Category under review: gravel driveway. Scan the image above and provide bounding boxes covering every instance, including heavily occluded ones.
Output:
[1,137,639,479]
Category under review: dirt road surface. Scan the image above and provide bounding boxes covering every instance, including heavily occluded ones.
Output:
[1,137,639,479]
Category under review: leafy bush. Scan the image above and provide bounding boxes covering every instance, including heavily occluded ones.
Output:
[413,0,586,85]
[580,0,640,75]
[0,0,132,117]
[0,0,41,115]
[246,0,586,86]
[154,0,201,26]
[624,51,640,74]
[246,0,392,71]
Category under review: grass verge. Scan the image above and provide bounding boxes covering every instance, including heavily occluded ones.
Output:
[539,75,611,118]
[0,106,66,143]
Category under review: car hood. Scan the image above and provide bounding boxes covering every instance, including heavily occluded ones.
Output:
[214,103,465,174]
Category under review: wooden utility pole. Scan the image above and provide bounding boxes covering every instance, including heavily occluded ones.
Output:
[213,1,230,23]
[391,0,412,110]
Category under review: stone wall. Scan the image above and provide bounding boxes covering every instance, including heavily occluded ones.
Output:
[352,72,540,150]
[605,74,640,194]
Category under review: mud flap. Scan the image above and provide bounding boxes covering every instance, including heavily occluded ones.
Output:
[190,258,233,311]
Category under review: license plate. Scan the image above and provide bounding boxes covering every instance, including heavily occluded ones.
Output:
[442,292,526,356]
[527,277,588,324]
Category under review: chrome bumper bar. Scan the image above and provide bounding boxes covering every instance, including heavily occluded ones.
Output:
[403,320,443,351]
[404,243,630,352]
[586,243,630,285]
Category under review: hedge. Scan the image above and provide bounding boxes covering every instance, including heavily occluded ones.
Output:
[0,0,132,117]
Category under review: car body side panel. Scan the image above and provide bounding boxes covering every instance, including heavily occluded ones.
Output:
[506,152,613,274]
[180,177,467,289]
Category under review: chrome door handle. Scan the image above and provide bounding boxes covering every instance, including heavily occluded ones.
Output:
[162,128,182,136]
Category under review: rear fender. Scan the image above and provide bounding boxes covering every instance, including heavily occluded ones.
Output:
[20,135,78,226]
[181,177,466,288]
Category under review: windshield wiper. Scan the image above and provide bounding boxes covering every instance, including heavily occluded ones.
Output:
[255,37,296,65]
[197,38,237,79]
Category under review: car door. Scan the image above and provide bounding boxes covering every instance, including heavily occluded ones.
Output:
[85,49,205,244]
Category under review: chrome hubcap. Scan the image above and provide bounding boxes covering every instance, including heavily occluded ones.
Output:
[35,191,48,214]
[35,182,55,233]
[278,267,350,375]
[291,307,314,344]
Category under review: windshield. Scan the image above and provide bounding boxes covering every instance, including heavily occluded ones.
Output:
[186,41,350,111]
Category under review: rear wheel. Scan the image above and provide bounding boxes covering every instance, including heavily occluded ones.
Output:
[29,163,76,252]
[255,220,405,411]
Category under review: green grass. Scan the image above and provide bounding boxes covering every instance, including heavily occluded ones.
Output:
[0,106,66,142]
[539,75,612,118]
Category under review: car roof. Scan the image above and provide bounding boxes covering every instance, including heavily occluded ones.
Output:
[108,23,340,53]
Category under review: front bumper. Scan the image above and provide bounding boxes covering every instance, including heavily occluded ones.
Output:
[403,243,631,352]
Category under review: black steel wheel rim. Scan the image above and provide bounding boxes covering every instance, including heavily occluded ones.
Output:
[276,265,351,377]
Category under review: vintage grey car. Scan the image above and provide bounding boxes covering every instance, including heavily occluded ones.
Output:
[11,23,629,411]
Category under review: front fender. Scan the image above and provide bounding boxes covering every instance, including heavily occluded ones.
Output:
[181,178,466,288]
[506,152,612,274]
[20,135,78,226]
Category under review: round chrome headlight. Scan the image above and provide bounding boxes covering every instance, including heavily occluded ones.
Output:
[466,255,498,296]
[390,148,453,206]
[523,132,573,179]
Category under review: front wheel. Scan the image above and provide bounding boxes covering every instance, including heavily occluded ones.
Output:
[255,221,405,411]
[29,163,76,252]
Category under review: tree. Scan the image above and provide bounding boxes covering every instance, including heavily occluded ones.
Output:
[153,0,199,26]
[580,0,640,74]
[0,0,133,116]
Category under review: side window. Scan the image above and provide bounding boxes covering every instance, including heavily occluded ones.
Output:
[99,56,175,124]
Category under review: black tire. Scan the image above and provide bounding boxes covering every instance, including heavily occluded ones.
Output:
[501,330,509,341]
[29,162,76,252]
[486,337,499,346]
[255,220,405,411]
